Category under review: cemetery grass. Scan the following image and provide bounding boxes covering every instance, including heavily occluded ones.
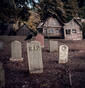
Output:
[0,39,85,88]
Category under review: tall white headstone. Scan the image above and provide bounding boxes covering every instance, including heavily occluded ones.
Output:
[10,40,23,61]
[49,40,58,52]
[27,41,43,73]
[59,44,69,63]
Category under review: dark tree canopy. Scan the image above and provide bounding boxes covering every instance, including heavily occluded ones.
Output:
[0,0,85,22]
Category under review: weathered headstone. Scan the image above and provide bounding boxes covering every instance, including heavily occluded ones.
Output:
[10,40,23,61]
[0,62,5,88]
[27,41,43,73]
[35,33,44,48]
[49,40,58,52]
[59,44,69,63]
[0,41,4,50]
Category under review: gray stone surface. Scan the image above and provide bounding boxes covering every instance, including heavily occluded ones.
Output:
[0,41,4,50]
[10,40,23,61]
[59,44,69,63]
[49,40,58,52]
[27,41,43,73]
[0,62,5,88]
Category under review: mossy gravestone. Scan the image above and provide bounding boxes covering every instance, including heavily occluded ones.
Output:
[27,41,43,74]
[59,45,69,64]
[10,40,23,61]
[49,40,58,52]
[35,33,44,48]
[0,62,5,88]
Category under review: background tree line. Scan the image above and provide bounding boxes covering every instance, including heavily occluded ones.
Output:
[0,0,85,30]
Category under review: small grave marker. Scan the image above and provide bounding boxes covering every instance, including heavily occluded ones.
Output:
[49,40,58,52]
[10,40,23,61]
[59,44,69,63]
[35,33,44,48]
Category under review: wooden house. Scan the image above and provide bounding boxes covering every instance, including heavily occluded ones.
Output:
[81,19,85,23]
[64,18,83,40]
[37,16,64,38]
[16,24,37,36]
[43,17,64,38]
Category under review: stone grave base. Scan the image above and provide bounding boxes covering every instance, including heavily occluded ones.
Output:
[10,58,23,62]
[59,59,68,64]
[30,68,43,74]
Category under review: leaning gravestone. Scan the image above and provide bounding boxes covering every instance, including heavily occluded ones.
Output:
[27,41,43,73]
[10,40,23,61]
[0,62,5,88]
[59,44,69,63]
[0,41,4,50]
[49,40,58,52]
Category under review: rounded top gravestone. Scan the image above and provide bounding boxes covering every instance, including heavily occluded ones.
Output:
[59,44,69,64]
[11,40,21,45]
[61,45,68,51]
[10,40,23,61]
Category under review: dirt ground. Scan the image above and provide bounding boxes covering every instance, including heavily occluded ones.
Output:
[0,37,85,88]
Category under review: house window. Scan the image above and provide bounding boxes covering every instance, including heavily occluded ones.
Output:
[48,29,54,33]
[66,29,71,34]
[50,29,54,33]
[72,29,76,33]
[56,29,59,33]
[43,29,46,32]
[44,29,47,32]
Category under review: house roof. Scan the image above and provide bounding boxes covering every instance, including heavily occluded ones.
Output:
[43,17,64,28]
[74,18,82,28]
[37,14,64,29]
[64,18,83,29]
